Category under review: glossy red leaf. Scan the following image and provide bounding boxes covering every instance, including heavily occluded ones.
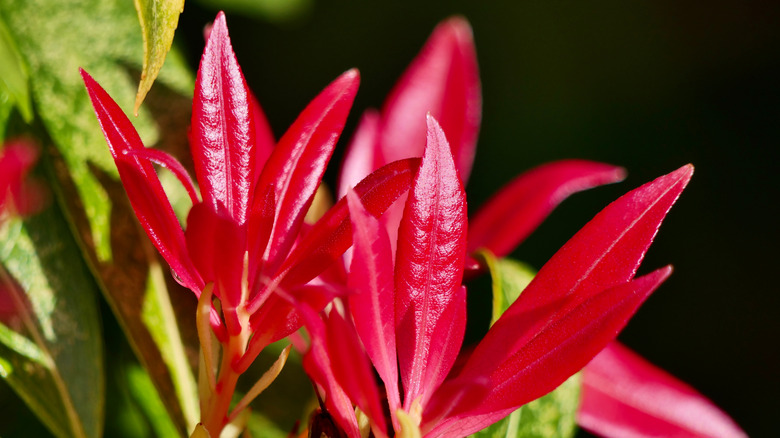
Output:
[326,310,389,438]
[185,203,245,335]
[191,12,255,225]
[395,115,467,410]
[345,190,400,416]
[247,183,275,284]
[460,165,694,378]
[578,342,747,438]
[124,147,200,205]
[379,17,481,184]
[254,69,359,274]
[81,69,202,293]
[297,304,362,438]
[468,160,626,257]
[255,158,419,306]
[432,268,671,438]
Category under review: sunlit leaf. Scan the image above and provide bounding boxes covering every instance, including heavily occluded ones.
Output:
[0,17,32,122]
[0,203,104,438]
[133,0,185,114]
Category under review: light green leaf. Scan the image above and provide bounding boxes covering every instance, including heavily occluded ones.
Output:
[133,0,185,114]
[0,202,104,438]
[473,252,580,437]
[478,250,536,326]
[0,16,32,122]
[470,374,580,438]
[514,374,581,438]
[142,260,199,431]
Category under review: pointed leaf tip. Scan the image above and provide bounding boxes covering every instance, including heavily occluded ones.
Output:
[395,115,468,409]
[379,16,480,182]
[191,10,255,225]
[253,68,359,275]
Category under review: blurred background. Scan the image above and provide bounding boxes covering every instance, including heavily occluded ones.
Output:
[2,0,778,436]
[178,0,778,435]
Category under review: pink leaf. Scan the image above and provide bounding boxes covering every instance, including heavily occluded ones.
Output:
[297,304,362,438]
[460,165,694,379]
[254,69,359,274]
[578,342,747,438]
[185,203,245,335]
[338,110,381,198]
[434,268,672,437]
[266,158,420,298]
[123,147,200,206]
[191,12,255,225]
[346,190,400,416]
[81,69,202,293]
[379,17,481,183]
[326,310,389,438]
[468,160,626,257]
[395,115,467,410]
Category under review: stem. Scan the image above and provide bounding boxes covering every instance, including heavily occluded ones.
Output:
[201,330,246,435]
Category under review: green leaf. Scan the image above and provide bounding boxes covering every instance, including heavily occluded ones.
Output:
[470,374,581,438]
[514,373,581,438]
[0,0,193,262]
[474,252,580,437]
[133,0,185,114]
[0,89,14,142]
[0,201,104,438]
[141,260,199,430]
[0,1,199,433]
[126,363,181,437]
[0,16,32,123]
[478,250,536,326]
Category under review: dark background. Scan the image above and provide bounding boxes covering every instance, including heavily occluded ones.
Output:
[178,1,779,436]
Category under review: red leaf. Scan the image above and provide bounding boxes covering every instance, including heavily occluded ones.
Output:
[260,158,419,302]
[460,165,693,379]
[468,160,626,257]
[379,17,481,183]
[81,69,202,293]
[185,203,245,335]
[433,268,672,437]
[191,12,255,225]
[346,190,401,416]
[579,342,747,438]
[338,110,381,198]
[297,304,362,438]
[248,88,275,178]
[395,115,467,410]
[326,311,389,437]
[254,69,359,274]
